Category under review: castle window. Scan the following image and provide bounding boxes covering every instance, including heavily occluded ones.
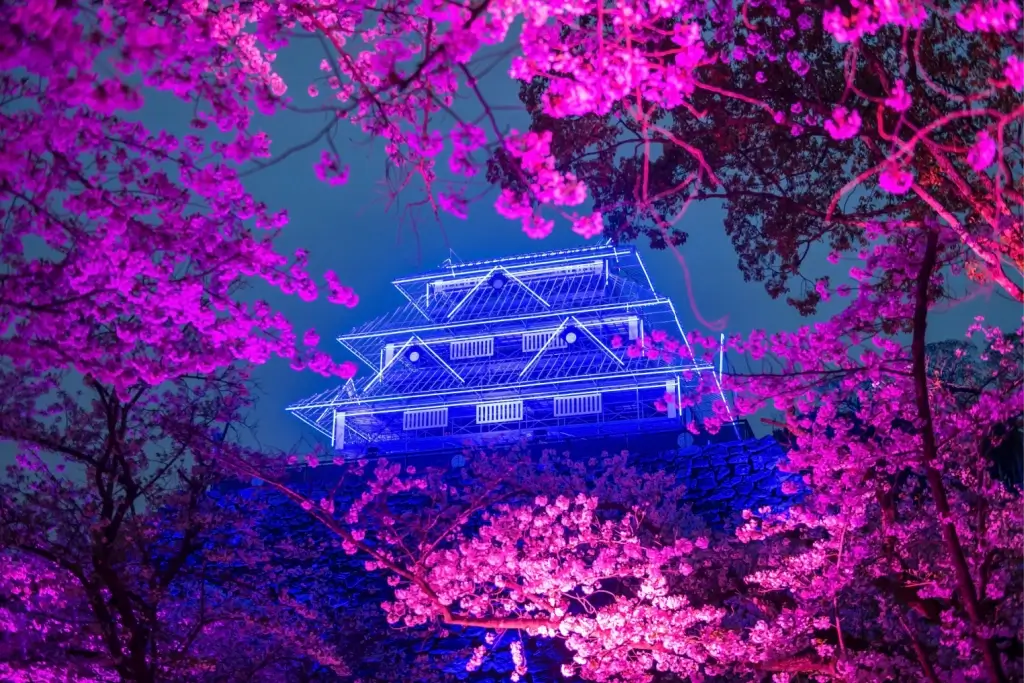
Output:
[476,400,524,424]
[450,337,494,359]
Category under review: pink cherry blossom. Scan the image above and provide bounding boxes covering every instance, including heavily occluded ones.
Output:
[968,130,998,171]
[884,79,912,111]
[956,0,1022,33]
[823,106,862,140]
[1004,54,1024,91]
[570,212,604,239]
[2,0,1022,680]
[879,165,915,194]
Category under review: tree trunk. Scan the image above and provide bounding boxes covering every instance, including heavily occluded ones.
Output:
[910,229,1006,683]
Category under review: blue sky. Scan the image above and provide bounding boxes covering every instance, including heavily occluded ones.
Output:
[138,32,1020,454]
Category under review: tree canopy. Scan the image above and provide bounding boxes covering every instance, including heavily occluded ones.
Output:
[1,0,1021,680]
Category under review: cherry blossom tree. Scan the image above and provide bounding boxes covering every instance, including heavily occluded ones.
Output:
[237,0,1024,662]
[3,0,1021,681]
[244,467,530,683]
[231,445,763,681]
[4,0,1016,351]
[235,273,1023,680]
[251,0,1021,304]
[2,6,364,676]
[3,0,1017,358]
[718,229,1023,683]
[1,0,359,396]
[486,0,1023,309]
[0,368,350,682]
[0,554,112,681]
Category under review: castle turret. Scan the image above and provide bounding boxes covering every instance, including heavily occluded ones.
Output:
[288,244,736,458]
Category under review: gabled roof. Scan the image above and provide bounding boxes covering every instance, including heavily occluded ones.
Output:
[429,265,552,322]
[381,244,657,324]
[342,272,657,341]
[360,335,464,395]
[518,316,624,382]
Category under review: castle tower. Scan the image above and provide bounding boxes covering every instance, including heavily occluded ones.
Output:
[288,244,737,458]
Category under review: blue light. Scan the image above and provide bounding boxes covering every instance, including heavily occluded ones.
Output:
[341,379,689,418]
[290,245,740,456]
[338,298,675,343]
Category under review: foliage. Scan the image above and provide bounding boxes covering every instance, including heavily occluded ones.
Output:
[0,369,348,682]
[1,0,1021,681]
[2,4,359,679]
[247,288,1024,681]
[713,231,1023,682]
[486,0,1023,310]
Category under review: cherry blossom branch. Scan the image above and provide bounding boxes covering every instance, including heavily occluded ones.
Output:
[228,460,551,633]
[909,183,1024,302]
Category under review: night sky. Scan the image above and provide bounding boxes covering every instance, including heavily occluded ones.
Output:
[139,35,1019,455]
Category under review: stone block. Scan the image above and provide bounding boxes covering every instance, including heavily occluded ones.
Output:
[691,473,718,492]
[733,479,754,495]
[708,487,736,502]
[688,456,712,472]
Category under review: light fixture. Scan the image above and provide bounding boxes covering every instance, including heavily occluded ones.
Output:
[561,327,580,344]
[489,272,508,290]
[407,346,422,362]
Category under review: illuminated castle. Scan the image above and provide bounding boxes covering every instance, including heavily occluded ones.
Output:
[287,244,740,458]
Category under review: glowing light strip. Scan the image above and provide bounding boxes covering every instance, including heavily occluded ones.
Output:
[338,298,672,341]
[519,318,570,378]
[425,259,604,288]
[289,364,713,410]
[502,268,552,308]
[291,388,360,416]
[665,299,695,360]
[634,249,656,293]
[342,339,378,370]
[338,338,377,369]
[363,335,465,393]
[708,352,738,436]
[645,297,737,436]
[718,333,725,382]
[295,242,742,441]
[426,248,611,275]
[431,259,604,294]
[340,420,371,443]
[413,334,466,384]
[715,333,742,440]
[362,337,414,391]
[571,316,624,366]
[662,299,735,433]
[337,379,681,418]
[342,379,359,400]
[394,282,431,320]
[398,257,630,290]
[291,411,332,438]
[403,315,643,348]
[439,266,551,321]
[287,386,348,411]
[444,266,495,320]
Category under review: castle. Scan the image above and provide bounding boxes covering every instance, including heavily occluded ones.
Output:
[288,244,745,458]
[285,243,798,526]
[266,244,800,680]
